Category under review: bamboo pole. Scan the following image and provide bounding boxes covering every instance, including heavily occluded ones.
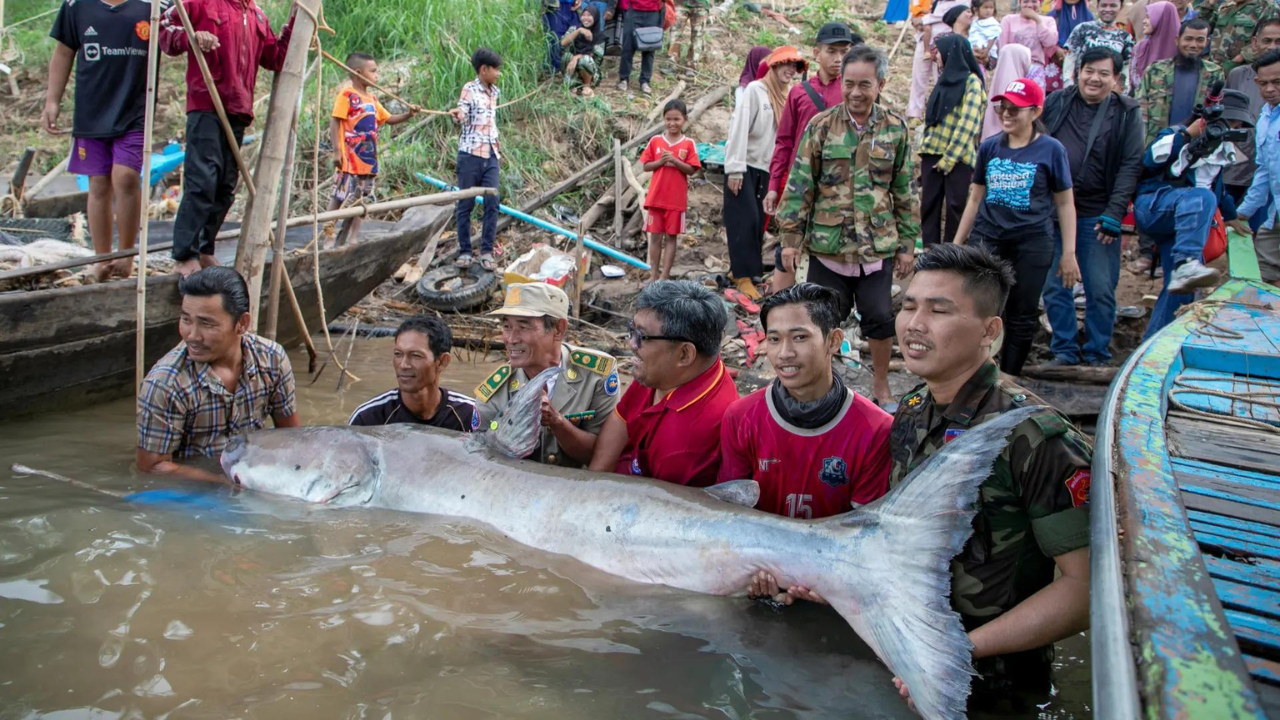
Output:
[265,71,307,341]
[613,138,622,239]
[136,0,161,394]
[25,156,69,201]
[573,219,585,320]
[234,0,322,328]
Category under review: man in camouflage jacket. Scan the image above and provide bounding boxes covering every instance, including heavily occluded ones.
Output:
[1137,19,1224,144]
[1200,0,1280,74]
[889,244,1091,714]
[775,44,918,408]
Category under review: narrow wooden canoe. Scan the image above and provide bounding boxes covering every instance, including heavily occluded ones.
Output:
[0,208,444,419]
[1092,235,1280,719]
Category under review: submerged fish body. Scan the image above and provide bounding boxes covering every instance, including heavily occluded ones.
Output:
[221,405,1042,720]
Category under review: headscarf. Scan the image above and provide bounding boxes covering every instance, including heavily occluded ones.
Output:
[1052,0,1094,46]
[759,46,806,127]
[927,34,984,127]
[578,4,601,37]
[982,43,1033,140]
[942,5,969,32]
[740,46,771,88]
[756,59,769,81]
[1131,1,1180,87]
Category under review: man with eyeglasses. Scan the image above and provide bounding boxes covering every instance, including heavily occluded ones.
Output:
[474,282,620,468]
[1231,48,1280,285]
[589,280,739,487]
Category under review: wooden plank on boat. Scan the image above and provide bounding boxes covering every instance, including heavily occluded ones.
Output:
[1168,415,1280,476]
[1225,609,1280,654]
[1215,578,1280,621]
[1188,510,1280,539]
[1246,655,1280,685]
[1193,526,1280,562]
[1183,490,1280,527]
[1204,555,1280,593]
[1172,370,1280,426]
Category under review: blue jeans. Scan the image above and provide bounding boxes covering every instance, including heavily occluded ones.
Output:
[456,151,500,255]
[1042,215,1121,364]
[1134,187,1214,339]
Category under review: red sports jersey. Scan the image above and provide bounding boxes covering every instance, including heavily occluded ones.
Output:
[718,385,893,519]
[641,134,701,211]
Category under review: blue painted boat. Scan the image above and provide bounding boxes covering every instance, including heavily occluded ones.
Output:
[1093,234,1280,718]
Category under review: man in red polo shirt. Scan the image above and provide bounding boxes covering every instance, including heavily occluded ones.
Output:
[589,280,738,486]
[718,283,892,519]
[763,22,860,291]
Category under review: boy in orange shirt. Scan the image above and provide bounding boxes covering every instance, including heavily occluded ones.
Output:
[640,98,701,283]
[328,52,416,244]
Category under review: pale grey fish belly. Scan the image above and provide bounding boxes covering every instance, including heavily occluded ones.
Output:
[221,406,1042,720]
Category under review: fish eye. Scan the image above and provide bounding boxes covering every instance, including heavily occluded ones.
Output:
[295,465,301,470]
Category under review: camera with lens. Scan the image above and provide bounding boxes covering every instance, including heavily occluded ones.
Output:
[1187,81,1252,160]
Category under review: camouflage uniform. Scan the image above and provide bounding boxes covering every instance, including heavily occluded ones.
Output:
[889,362,1092,706]
[776,103,920,264]
[474,343,620,468]
[1200,0,1280,74]
[1137,57,1225,145]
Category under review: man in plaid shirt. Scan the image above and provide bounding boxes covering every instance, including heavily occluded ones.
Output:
[449,48,503,272]
[137,267,300,483]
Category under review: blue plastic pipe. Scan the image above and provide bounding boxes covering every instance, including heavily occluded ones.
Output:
[415,172,650,271]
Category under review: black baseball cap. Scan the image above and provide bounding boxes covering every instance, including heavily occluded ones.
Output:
[815,22,857,46]
[1219,89,1256,127]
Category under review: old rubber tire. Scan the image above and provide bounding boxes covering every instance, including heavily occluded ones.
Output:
[415,266,499,312]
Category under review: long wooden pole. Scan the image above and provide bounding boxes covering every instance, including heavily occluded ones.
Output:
[235,0,322,329]
[136,0,161,394]
[612,138,622,239]
[264,68,309,341]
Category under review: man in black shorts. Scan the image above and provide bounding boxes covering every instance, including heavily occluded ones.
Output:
[348,316,477,431]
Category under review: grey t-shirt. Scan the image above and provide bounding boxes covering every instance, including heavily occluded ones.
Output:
[1226,65,1264,187]
[50,0,152,138]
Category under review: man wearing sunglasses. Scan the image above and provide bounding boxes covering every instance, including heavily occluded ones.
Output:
[474,282,620,468]
[589,280,739,486]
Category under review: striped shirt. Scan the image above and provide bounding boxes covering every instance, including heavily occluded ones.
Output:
[456,78,500,159]
[348,387,478,432]
[137,334,297,459]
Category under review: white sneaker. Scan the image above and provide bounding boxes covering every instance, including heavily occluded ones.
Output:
[1167,259,1221,294]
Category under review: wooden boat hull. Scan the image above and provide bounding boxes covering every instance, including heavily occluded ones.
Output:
[0,211,441,419]
[1092,278,1280,719]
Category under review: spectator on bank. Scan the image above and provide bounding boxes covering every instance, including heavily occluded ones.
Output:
[1223,20,1280,203]
[970,0,1003,67]
[1230,49,1280,286]
[1045,0,1092,91]
[920,35,987,247]
[999,0,1060,91]
[1062,0,1133,85]
[724,46,804,300]
[641,99,702,283]
[982,43,1033,139]
[617,0,664,96]
[561,4,604,96]
[448,49,503,272]
[1129,1,1179,92]
[544,0,579,76]
[736,46,771,103]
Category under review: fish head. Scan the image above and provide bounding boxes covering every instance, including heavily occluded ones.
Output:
[220,427,383,506]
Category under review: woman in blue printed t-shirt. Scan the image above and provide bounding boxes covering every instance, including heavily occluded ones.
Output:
[952,76,1082,377]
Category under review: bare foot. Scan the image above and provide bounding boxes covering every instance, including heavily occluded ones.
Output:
[198,253,220,268]
[92,261,112,283]
[174,258,201,277]
[108,257,134,279]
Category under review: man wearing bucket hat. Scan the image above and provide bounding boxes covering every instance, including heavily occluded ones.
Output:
[474,282,621,467]
[1133,86,1256,337]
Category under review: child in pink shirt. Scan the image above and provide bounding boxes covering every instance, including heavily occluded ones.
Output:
[999,0,1060,89]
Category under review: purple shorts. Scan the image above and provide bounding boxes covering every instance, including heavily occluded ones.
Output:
[68,130,145,176]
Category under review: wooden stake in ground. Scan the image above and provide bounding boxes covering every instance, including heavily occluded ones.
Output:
[888,19,913,62]
[574,219,585,320]
[234,0,323,328]
[135,0,161,394]
[613,138,623,239]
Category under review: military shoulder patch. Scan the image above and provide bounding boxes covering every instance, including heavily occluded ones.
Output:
[570,349,615,377]
[474,365,512,402]
[1065,469,1091,507]
[604,370,619,396]
[903,390,925,409]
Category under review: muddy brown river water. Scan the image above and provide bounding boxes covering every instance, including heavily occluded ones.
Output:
[0,338,1091,718]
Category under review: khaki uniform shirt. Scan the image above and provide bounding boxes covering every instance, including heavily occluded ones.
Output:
[474,343,620,467]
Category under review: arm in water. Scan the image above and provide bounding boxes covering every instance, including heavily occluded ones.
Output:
[136,449,229,484]
[587,410,629,473]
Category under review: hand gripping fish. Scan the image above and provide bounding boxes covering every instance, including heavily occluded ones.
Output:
[221,369,1041,720]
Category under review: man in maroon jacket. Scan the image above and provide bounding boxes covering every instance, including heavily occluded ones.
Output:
[763,23,860,290]
[160,0,293,276]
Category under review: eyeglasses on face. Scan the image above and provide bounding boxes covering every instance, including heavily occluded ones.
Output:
[627,321,693,350]
[997,103,1033,117]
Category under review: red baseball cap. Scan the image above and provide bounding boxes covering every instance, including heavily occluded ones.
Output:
[991,78,1045,108]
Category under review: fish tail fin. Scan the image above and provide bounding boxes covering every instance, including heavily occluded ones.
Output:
[485,366,562,458]
[818,406,1042,720]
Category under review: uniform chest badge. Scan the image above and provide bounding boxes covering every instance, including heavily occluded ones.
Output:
[819,457,849,488]
[605,370,619,396]
[944,428,966,443]
[906,394,922,408]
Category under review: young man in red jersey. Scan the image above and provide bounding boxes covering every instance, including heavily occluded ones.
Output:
[718,282,892,521]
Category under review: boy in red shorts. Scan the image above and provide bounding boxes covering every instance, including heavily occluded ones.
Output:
[43,0,151,281]
[640,98,701,283]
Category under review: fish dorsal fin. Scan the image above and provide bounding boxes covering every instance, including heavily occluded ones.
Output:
[704,480,760,507]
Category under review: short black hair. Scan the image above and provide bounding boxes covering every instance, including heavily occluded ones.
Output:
[472,47,502,72]
[912,244,1015,318]
[395,315,453,357]
[636,280,727,357]
[663,98,688,118]
[1180,18,1211,35]
[1254,17,1280,39]
[345,52,375,71]
[1255,47,1280,72]
[179,266,251,319]
[1078,47,1122,75]
[760,283,843,337]
[971,0,993,9]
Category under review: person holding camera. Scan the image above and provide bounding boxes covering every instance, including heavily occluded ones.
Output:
[1231,49,1280,286]
[1133,86,1255,339]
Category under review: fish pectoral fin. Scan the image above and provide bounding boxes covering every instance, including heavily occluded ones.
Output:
[704,480,760,507]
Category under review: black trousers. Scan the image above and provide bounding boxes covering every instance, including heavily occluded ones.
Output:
[172,111,246,261]
[724,166,770,280]
[920,154,972,247]
[805,256,896,340]
[973,232,1054,376]
[619,9,661,84]
[456,150,500,255]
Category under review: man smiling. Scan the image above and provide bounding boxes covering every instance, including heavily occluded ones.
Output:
[348,316,477,430]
